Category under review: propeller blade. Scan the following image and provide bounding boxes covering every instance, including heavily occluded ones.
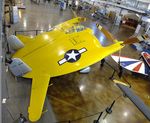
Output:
[123,34,149,45]
[123,37,140,44]
[113,79,130,87]
[96,24,117,43]
[96,23,149,45]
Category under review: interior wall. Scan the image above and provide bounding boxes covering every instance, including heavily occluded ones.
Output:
[83,0,149,10]
[0,0,4,122]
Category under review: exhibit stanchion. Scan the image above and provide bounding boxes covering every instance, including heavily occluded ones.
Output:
[93,112,103,123]
[109,70,116,80]
[103,95,122,120]
[103,100,115,119]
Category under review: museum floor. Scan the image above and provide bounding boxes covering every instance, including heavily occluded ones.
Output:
[3,0,150,123]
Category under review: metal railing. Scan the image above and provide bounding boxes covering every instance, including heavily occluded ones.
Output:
[14,29,48,36]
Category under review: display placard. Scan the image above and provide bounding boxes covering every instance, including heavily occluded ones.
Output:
[12,6,19,24]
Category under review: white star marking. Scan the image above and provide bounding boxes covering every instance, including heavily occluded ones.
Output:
[58,48,87,65]
[66,50,79,61]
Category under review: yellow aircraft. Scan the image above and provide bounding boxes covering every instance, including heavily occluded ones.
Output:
[7,17,138,122]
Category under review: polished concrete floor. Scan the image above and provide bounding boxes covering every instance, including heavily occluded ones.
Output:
[3,0,150,123]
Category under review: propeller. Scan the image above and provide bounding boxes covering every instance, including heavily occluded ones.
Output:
[96,23,150,45]
[96,23,129,77]
[122,36,141,45]
[96,24,150,77]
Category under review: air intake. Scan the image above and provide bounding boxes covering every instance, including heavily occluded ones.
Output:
[8,58,32,77]
[7,35,24,50]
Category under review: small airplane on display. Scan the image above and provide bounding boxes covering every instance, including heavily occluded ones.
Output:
[7,17,139,122]
[130,34,150,54]
[142,52,150,68]
[111,51,150,76]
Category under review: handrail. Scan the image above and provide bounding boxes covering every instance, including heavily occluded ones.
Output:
[14,29,48,35]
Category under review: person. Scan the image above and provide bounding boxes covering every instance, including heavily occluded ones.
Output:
[66,0,68,7]
[77,5,82,14]
[68,0,72,8]
[5,58,12,64]
[118,66,123,78]
[100,58,105,68]
[47,0,50,3]
[18,113,27,123]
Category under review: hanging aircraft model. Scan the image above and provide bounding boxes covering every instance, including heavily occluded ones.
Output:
[7,17,139,122]
[111,51,150,76]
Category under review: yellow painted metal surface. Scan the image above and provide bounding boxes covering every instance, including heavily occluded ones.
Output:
[28,73,50,121]
[12,17,125,122]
